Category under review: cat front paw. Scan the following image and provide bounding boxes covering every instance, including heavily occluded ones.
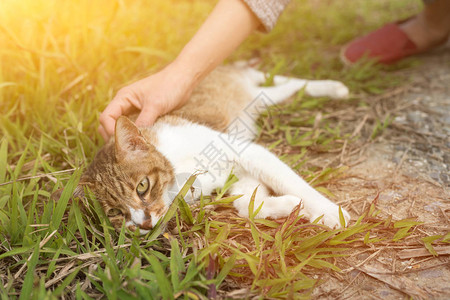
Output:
[302,202,350,228]
[305,80,349,99]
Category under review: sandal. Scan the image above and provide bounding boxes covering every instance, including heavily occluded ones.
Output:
[341,22,420,65]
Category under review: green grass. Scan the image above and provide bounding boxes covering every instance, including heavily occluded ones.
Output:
[1,0,440,298]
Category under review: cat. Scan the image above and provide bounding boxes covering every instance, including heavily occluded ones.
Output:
[74,64,351,234]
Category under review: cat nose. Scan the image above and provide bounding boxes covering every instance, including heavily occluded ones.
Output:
[139,216,153,230]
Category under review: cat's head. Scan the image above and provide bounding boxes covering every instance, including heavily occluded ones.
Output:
[76,116,175,233]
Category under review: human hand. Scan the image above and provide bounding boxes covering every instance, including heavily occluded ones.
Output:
[98,63,195,141]
[99,0,261,141]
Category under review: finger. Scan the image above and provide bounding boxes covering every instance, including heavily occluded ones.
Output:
[135,105,160,127]
[99,95,137,137]
[99,102,126,137]
[98,124,109,141]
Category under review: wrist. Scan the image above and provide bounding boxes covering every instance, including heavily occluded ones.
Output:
[164,57,203,92]
[161,60,197,93]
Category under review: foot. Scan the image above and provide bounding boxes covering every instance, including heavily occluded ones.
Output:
[400,12,450,51]
[342,1,450,65]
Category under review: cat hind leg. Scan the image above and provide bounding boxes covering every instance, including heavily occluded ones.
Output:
[235,143,351,228]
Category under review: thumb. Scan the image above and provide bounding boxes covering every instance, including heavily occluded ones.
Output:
[135,105,160,127]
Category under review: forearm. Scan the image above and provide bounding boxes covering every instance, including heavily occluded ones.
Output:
[170,0,261,87]
[98,0,261,140]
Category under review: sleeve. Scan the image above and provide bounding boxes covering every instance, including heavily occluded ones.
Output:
[242,0,291,32]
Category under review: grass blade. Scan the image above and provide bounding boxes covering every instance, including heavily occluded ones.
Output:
[0,139,7,183]
[19,242,40,300]
[51,170,81,231]
[141,250,173,300]
[169,237,183,292]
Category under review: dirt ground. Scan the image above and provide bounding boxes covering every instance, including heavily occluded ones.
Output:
[311,49,449,299]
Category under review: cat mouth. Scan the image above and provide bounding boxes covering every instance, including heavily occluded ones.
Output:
[127,206,163,233]
[125,220,150,235]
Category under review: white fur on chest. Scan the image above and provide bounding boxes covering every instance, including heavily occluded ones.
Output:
[153,121,235,197]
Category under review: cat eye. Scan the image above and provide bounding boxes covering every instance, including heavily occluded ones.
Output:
[136,177,150,196]
[107,208,122,217]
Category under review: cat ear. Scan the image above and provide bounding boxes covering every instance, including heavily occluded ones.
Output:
[73,184,86,199]
[114,116,150,160]
[51,188,64,201]
[50,183,86,202]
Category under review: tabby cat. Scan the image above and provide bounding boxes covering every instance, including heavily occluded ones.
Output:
[75,64,351,234]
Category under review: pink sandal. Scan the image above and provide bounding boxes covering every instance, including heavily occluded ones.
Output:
[341,22,420,65]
